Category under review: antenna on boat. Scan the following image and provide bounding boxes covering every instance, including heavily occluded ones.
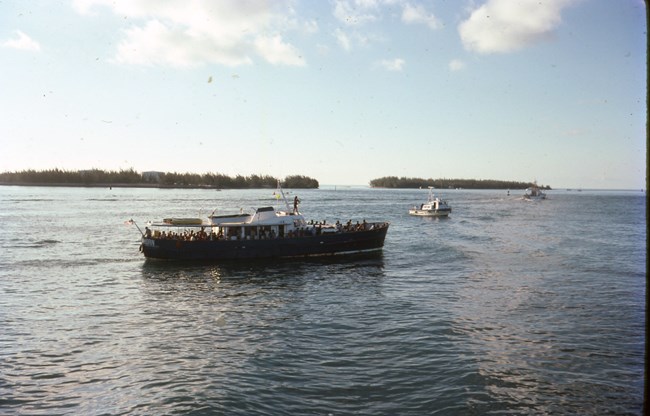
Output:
[275,180,292,212]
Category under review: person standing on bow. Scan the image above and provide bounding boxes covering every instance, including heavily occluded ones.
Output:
[293,195,301,213]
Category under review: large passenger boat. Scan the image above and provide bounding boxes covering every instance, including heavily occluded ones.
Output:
[133,184,389,261]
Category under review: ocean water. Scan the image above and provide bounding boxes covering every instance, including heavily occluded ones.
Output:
[0,186,645,415]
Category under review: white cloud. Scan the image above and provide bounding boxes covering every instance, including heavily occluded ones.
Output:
[334,0,443,30]
[2,30,41,52]
[255,35,305,66]
[334,28,352,51]
[302,19,320,34]
[459,0,579,54]
[448,59,465,71]
[329,0,441,53]
[114,19,253,68]
[332,27,378,52]
[379,58,405,71]
[401,3,441,30]
[333,0,379,26]
[74,0,307,67]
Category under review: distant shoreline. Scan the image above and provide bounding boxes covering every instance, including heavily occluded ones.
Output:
[0,183,643,192]
[0,169,319,189]
[0,182,232,189]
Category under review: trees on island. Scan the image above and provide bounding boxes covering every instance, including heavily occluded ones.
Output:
[0,169,550,190]
[369,176,551,190]
[0,169,320,189]
[0,168,143,184]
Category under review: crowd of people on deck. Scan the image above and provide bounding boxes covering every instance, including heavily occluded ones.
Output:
[144,219,380,242]
[145,227,219,241]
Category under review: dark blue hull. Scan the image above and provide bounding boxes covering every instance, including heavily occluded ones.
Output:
[141,223,389,261]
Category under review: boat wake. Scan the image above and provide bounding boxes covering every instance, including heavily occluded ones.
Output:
[13,239,61,248]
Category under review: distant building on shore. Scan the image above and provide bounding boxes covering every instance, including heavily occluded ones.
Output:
[142,171,164,183]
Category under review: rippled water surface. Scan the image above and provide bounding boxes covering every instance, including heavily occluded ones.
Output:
[0,186,645,415]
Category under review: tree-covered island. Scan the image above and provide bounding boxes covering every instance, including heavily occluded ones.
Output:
[0,168,319,189]
[370,176,551,190]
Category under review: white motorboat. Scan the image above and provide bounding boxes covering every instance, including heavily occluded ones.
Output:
[409,187,452,217]
[523,182,547,200]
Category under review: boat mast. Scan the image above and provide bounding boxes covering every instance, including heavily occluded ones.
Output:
[127,219,144,237]
[276,180,292,212]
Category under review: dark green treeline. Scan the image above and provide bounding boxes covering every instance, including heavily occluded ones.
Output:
[0,169,319,189]
[370,176,551,190]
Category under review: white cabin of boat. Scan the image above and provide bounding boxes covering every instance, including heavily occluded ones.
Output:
[409,187,451,216]
[523,181,547,200]
[145,202,365,241]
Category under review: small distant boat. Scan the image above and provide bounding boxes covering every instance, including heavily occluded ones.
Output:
[523,182,547,200]
[409,187,452,217]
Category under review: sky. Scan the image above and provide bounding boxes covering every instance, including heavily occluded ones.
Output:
[0,0,646,189]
